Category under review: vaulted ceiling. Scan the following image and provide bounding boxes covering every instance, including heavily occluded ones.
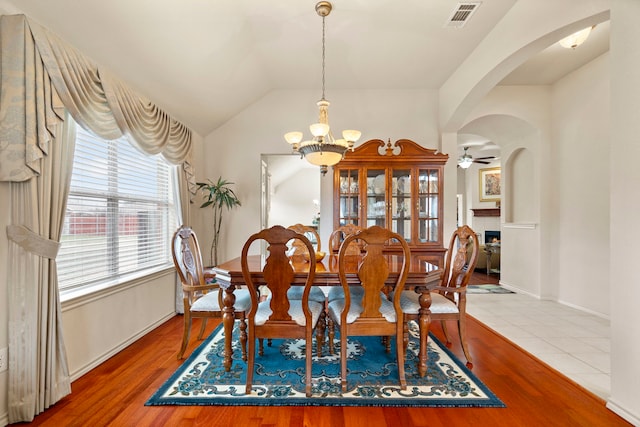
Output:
[0,0,609,159]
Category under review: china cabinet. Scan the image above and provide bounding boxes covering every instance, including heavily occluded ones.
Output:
[333,139,449,266]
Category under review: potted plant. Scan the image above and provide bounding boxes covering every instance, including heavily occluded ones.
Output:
[196,177,241,266]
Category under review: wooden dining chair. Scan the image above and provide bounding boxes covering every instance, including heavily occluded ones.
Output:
[326,225,409,391]
[241,225,326,397]
[287,223,321,258]
[328,223,363,255]
[172,225,252,359]
[395,225,479,365]
[327,224,365,304]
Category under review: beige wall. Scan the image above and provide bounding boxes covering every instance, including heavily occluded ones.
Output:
[61,271,176,379]
[551,52,610,315]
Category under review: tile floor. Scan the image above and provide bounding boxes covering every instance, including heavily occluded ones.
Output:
[466,291,611,400]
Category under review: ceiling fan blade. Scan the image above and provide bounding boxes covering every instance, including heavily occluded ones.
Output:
[474,156,495,160]
[473,160,491,164]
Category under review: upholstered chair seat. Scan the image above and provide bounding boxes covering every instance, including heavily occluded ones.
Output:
[287,286,327,304]
[191,288,252,313]
[394,291,460,315]
[327,294,397,324]
[326,285,364,302]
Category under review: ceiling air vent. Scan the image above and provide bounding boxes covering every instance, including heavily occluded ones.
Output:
[446,2,481,28]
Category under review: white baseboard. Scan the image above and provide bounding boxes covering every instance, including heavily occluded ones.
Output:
[497,280,539,298]
[556,298,609,320]
[606,398,640,426]
[497,281,610,320]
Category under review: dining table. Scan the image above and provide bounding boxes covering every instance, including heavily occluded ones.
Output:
[213,253,442,377]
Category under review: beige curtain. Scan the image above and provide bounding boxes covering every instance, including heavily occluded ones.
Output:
[6,115,75,422]
[0,14,197,422]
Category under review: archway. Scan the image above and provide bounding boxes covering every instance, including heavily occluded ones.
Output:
[457,114,541,295]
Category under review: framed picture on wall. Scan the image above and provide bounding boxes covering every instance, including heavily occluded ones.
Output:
[479,167,501,202]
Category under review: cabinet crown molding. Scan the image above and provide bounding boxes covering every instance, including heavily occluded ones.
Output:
[340,139,449,164]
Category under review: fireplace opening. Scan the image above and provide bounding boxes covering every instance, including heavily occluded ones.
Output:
[485,230,501,243]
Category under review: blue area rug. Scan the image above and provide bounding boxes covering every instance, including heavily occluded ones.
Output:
[146,321,505,407]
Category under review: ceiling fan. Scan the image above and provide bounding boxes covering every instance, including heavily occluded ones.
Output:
[458,147,495,169]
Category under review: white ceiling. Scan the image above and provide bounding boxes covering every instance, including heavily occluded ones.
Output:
[0,0,609,157]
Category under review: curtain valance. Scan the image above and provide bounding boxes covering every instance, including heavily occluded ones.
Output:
[0,14,194,184]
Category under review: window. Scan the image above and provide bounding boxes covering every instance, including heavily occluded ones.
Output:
[57,124,180,296]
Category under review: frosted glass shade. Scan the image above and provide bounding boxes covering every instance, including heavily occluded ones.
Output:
[342,129,362,142]
[304,151,343,167]
[458,158,473,169]
[284,131,303,144]
[310,123,330,137]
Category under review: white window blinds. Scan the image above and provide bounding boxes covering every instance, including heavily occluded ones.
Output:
[57,124,179,293]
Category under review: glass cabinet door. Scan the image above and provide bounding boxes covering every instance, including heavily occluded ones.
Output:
[417,168,440,243]
[338,168,360,226]
[390,168,412,243]
[365,169,386,228]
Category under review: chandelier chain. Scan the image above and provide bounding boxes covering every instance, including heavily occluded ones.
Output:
[321,14,326,100]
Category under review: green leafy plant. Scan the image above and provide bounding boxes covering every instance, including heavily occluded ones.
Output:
[196,177,241,266]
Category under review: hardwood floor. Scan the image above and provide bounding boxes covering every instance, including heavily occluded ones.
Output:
[468,269,501,285]
[13,272,630,427]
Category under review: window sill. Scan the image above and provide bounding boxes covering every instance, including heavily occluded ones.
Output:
[60,265,175,311]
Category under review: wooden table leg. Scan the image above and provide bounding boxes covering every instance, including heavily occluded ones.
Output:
[417,287,432,377]
[221,284,236,372]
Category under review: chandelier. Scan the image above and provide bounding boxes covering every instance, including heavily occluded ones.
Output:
[284,1,361,175]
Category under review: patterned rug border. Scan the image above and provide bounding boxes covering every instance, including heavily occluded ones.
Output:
[146,323,505,408]
[467,284,515,294]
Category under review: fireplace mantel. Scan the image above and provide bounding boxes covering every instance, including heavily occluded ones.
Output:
[471,208,500,217]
